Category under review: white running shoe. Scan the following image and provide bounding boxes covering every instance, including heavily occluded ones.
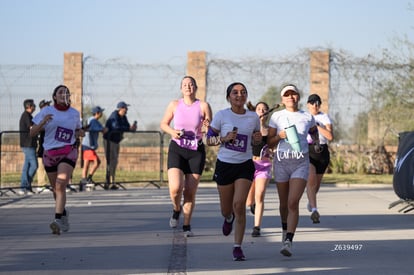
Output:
[169,217,178,228]
[61,210,70,232]
[183,230,194,237]
[282,230,287,244]
[169,210,180,228]
[280,240,292,257]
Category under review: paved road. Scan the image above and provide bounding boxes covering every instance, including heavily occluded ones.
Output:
[0,183,413,275]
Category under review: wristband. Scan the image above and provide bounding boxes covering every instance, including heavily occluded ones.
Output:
[206,127,219,138]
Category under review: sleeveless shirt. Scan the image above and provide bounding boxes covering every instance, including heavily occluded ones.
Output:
[172,99,203,150]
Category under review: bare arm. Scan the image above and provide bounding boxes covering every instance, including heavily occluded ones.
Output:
[206,127,221,146]
[309,125,319,143]
[201,101,213,132]
[30,114,53,137]
[267,127,284,148]
[318,123,334,141]
[160,100,182,139]
[206,127,235,146]
[206,126,239,147]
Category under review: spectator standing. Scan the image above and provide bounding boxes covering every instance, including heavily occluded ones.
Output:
[267,84,320,257]
[80,106,106,191]
[160,76,212,237]
[30,85,84,235]
[306,94,334,223]
[36,99,52,192]
[19,99,38,195]
[206,82,262,261]
[103,101,136,190]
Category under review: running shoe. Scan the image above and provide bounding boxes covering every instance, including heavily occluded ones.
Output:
[87,175,95,184]
[280,240,292,257]
[169,209,181,228]
[311,210,320,224]
[61,210,70,232]
[110,184,119,190]
[282,230,287,244]
[233,247,246,261]
[86,183,95,191]
[50,219,63,235]
[251,226,261,237]
[250,203,256,215]
[222,213,234,236]
[79,179,87,192]
[183,225,193,237]
[66,185,77,193]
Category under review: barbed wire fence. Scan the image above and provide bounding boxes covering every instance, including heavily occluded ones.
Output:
[82,56,187,130]
[205,52,310,114]
[1,48,412,147]
[0,64,63,131]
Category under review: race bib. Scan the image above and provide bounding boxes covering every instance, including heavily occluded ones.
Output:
[55,126,73,143]
[224,133,247,152]
[178,132,198,150]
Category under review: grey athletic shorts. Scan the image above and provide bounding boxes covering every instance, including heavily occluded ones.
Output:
[273,152,309,182]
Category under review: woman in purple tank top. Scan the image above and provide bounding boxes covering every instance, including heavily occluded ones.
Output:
[160,76,212,237]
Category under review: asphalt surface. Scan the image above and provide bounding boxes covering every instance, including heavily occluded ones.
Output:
[1,182,413,275]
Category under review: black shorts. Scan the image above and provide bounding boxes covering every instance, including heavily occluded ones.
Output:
[309,144,330,174]
[213,159,255,186]
[167,140,206,175]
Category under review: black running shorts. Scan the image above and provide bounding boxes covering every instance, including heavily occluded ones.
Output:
[309,144,330,174]
[167,140,206,175]
[213,159,255,186]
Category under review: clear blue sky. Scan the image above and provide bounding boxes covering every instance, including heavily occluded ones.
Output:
[0,0,413,64]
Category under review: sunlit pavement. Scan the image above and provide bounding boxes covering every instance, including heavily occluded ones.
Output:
[1,183,413,275]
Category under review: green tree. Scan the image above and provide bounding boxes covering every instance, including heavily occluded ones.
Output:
[350,111,368,145]
[260,85,280,107]
[351,37,414,146]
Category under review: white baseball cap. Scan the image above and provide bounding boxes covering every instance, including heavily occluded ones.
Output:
[280,85,300,97]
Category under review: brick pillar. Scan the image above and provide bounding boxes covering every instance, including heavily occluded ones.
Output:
[310,51,330,114]
[63,52,83,116]
[187,51,207,101]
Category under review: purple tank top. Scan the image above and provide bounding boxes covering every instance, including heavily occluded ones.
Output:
[172,99,203,150]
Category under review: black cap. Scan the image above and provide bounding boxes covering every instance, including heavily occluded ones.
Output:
[23,99,35,109]
[92,106,105,114]
[307,94,322,104]
[117,101,130,109]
